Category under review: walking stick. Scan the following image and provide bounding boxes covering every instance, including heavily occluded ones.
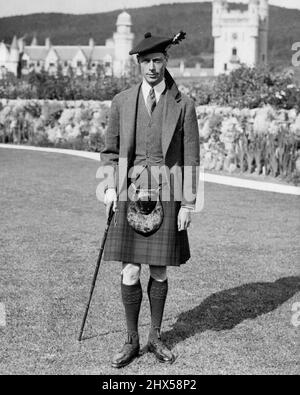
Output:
[78,205,115,342]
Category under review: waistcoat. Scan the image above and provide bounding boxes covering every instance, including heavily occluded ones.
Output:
[132,88,166,189]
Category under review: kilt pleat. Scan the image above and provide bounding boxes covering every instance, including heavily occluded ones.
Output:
[103,199,190,266]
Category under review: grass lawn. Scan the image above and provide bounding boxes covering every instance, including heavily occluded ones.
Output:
[0,148,299,375]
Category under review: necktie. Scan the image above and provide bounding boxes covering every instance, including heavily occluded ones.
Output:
[147,88,156,116]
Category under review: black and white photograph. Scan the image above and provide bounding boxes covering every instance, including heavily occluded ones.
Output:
[0,0,299,377]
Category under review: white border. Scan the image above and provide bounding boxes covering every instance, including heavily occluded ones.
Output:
[1,144,300,196]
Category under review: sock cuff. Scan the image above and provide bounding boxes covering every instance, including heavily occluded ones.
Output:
[148,277,168,300]
[121,281,143,304]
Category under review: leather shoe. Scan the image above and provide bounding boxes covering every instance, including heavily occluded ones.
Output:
[147,330,175,364]
[111,334,140,369]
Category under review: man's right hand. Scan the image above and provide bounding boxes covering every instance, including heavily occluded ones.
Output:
[104,188,118,218]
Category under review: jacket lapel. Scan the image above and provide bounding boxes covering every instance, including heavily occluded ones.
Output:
[123,83,141,162]
[162,70,182,158]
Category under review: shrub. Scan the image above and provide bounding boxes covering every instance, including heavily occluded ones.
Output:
[0,67,140,101]
[182,65,300,111]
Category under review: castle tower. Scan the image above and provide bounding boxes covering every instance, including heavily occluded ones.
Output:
[8,36,20,75]
[212,0,228,75]
[113,10,134,77]
[258,0,269,66]
[212,0,268,75]
[212,0,227,33]
[248,0,260,66]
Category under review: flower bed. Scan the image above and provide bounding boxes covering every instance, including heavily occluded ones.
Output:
[0,100,299,184]
[197,105,300,184]
[0,99,110,152]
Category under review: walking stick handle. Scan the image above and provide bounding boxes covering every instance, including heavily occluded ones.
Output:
[78,205,115,342]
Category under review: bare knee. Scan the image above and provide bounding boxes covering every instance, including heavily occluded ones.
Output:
[149,266,167,282]
[122,263,141,285]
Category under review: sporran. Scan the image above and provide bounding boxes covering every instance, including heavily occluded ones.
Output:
[127,185,164,236]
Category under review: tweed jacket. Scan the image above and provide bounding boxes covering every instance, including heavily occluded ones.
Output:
[100,70,200,207]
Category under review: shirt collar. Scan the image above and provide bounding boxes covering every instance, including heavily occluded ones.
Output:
[142,79,166,103]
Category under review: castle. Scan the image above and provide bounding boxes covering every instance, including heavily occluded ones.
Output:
[212,0,269,75]
[0,2,269,79]
[0,11,134,78]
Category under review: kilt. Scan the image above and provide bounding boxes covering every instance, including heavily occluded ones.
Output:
[103,199,190,266]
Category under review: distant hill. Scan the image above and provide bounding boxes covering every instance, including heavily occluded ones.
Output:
[0,2,299,69]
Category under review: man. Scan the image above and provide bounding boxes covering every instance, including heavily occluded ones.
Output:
[100,31,200,368]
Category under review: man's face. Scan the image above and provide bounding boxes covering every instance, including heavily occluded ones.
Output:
[138,52,168,87]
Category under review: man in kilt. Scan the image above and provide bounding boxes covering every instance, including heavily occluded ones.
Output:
[100,31,200,368]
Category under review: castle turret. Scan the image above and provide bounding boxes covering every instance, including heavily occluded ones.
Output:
[45,37,52,50]
[31,36,38,46]
[18,38,25,53]
[8,36,20,75]
[259,0,269,22]
[258,0,269,65]
[212,0,227,37]
[89,37,95,48]
[113,11,134,77]
[248,0,260,33]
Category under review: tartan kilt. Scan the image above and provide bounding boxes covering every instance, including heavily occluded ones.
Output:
[103,199,190,266]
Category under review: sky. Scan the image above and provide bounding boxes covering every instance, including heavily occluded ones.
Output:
[0,0,299,18]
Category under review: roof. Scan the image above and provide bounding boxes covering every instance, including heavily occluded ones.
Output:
[0,42,9,52]
[90,47,114,61]
[54,46,87,61]
[24,47,49,61]
[23,45,115,62]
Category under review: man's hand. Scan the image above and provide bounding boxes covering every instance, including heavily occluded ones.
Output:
[104,188,118,219]
[177,207,192,231]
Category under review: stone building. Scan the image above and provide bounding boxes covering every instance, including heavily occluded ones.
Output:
[0,3,270,79]
[212,0,269,75]
[0,10,134,78]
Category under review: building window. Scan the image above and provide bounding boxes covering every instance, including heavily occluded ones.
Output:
[64,61,68,67]
[77,61,82,67]
[49,63,55,67]
[262,54,265,62]
[232,48,237,56]
[22,60,27,67]
[37,61,40,67]
[224,63,227,71]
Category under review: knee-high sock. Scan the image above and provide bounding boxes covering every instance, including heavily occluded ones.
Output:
[121,281,143,337]
[147,277,168,335]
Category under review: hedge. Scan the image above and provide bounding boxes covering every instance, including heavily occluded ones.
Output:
[0,99,299,184]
